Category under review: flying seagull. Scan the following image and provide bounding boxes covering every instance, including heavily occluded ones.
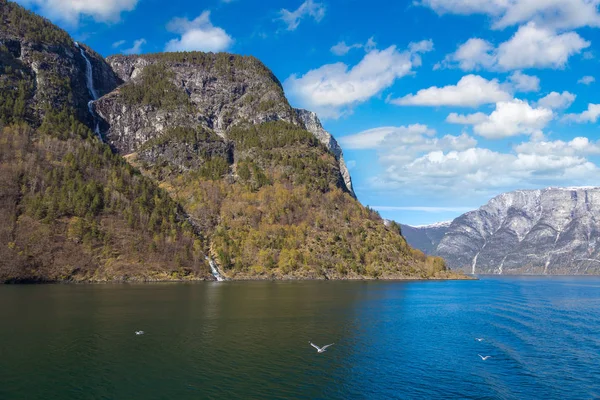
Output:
[135,331,145,335]
[475,338,484,342]
[309,341,334,353]
[478,354,491,360]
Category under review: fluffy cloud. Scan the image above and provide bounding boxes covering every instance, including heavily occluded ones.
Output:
[277,0,326,31]
[112,40,126,48]
[16,0,139,24]
[418,0,600,30]
[563,104,600,123]
[536,91,576,109]
[165,11,233,52]
[122,38,146,55]
[515,137,600,156]
[508,71,540,92]
[447,99,554,139]
[339,124,437,149]
[373,147,598,196]
[284,42,433,118]
[390,75,512,107]
[578,76,596,85]
[330,41,362,56]
[440,23,590,71]
[330,36,377,56]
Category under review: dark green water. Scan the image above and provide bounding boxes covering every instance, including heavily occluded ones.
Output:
[1,278,599,399]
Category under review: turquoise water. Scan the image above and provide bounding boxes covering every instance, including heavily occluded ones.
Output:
[0,277,599,399]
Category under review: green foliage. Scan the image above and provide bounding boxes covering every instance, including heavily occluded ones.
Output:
[0,46,34,125]
[198,157,230,181]
[228,121,319,151]
[0,0,72,46]
[139,126,219,151]
[120,64,191,111]
[0,112,208,282]
[120,52,283,89]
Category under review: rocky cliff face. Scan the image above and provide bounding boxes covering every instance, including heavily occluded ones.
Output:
[434,188,600,275]
[0,1,120,128]
[294,108,356,198]
[96,53,300,153]
[401,222,451,255]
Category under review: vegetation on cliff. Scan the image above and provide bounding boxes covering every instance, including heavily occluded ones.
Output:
[0,111,209,282]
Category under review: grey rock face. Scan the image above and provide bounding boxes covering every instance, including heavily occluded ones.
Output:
[294,108,356,198]
[96,53,301,154]
[401,221,451,255]
[435,188,600,275]
[0,32,119,129]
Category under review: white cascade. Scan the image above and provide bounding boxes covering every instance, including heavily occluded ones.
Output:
[75,42,101,137]
[206,257,225,281]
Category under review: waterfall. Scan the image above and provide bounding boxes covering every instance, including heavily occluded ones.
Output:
[75,42,101,137]
[206,257,225,281]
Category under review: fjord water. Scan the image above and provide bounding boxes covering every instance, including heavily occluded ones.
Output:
[0,278,598,399]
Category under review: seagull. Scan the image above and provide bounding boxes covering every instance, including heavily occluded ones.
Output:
[309,341,334,353]
[135,331,145,335]
[475,338,484,342]
[478,354,491,360]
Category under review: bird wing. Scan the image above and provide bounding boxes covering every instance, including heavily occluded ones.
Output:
[310,342,321,350]
[321,343,334,350]
[478,354,484,359]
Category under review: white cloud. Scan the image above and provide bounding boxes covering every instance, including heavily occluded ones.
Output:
[17,0,139,25]
[277,0,326,31]
[364,37,377,51]
[418,0,600,31]
[390,74,512,107]
[447,99,554,139]
[440,23,590,71]
[374,147,598,196]
[583,51,595,60]
[437,38,496,71]
[446,112,488,125]
[497,23,590,70]
[537,91,576,109]
[578,75,596,85]
[508,71,540,92]
[563,104,600,123]
[515,137,600,156]
[122,38,146,55]
[330,41,362,56]
[330,36,378,56]
[284,42,433,118]
[339,124,437,149]
[112,40,126,48]
[165,11,233,52]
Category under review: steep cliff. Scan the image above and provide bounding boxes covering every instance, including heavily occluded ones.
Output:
[294,108,356,198]
[0,0,120,128]
[96,53,300,153]
[434,188,600,275]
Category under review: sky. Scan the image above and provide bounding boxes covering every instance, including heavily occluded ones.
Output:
[15,0,600,226]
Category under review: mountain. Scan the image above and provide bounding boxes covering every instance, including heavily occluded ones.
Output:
[400,222,451,255]
[0,0,463,282]
[294,108,355,198]
[405,188,600,275]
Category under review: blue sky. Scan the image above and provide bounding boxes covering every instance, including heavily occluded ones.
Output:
[16,0,600,226]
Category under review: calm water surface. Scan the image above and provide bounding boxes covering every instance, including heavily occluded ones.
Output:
[0,277,599,399]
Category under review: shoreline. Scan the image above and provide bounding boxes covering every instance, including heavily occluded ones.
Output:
[1,274,477,284]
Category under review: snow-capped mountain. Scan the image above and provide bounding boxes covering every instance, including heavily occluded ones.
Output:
[404,187,600,275]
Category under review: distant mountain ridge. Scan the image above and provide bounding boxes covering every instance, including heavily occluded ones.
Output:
[401,187,600,275]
